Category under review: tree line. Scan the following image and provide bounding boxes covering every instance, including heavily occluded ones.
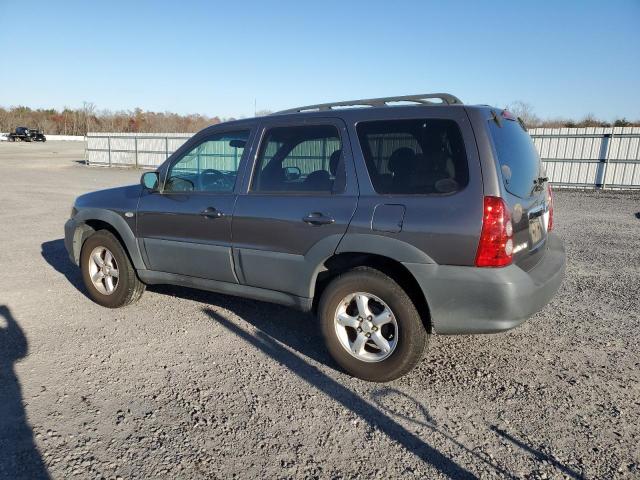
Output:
[1,101,637,136]
[0,103,224,135]
[506,101,639,129]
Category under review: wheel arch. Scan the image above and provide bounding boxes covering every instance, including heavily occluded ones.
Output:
[72,209,145,270]
[312,252,432,333]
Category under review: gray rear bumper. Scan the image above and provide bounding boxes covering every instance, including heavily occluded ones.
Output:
[404,233,566,334]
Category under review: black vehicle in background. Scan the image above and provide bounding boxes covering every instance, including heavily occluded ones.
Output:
[6,127,46,142]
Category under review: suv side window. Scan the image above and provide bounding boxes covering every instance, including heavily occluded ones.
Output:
[251,125,344,193]
[357,119,469,194]
[164,130,249,193]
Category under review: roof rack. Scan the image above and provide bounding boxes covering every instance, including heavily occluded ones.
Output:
[274,93,463,114]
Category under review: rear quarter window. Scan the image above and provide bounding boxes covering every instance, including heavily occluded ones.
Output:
[356,119,469,195]
[489,116,542,198]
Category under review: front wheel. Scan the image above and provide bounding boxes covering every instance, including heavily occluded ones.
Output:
[318,267,428,382]
[80,230,145,308]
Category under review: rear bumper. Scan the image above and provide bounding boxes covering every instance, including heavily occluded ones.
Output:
[404,233,566,334]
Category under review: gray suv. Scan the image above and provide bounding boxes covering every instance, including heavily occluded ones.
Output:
[64,93,566,381]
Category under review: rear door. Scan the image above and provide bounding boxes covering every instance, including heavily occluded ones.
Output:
[232,117,359,298]
[487,111,549,269]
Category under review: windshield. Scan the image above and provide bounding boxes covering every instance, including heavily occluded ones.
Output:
[489,115,541,198]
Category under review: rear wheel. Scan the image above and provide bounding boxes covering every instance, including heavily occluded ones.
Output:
[318,267,428,382]
[80,230,145,308]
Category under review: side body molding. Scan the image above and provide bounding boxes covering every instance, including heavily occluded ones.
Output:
[235,234,347,299]
[73,208,146,270]
[335,234,436,265]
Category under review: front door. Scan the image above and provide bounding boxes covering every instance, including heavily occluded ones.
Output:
[232,119,359,297]
[137,128,252,283]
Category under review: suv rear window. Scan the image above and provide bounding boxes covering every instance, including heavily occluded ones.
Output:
[356,119,468,194]
[489,115,542,198]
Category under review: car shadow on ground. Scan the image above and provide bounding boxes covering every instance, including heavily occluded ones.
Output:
[37,246,583,478]
[202,306,480,479]
[489,426,584,479]
[40,239,87,296]
[150,284,334,368]
[0,305,50,480]
[201,303,583,478]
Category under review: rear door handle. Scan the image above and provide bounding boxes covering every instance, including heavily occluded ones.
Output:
[302,212,335,225]
[201,207,224,219]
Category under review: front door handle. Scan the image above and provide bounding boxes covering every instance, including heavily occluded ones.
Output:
[302,212,335,226]
[201,207,224,219]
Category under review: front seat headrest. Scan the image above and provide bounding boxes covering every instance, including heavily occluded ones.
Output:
[329,149,342,176]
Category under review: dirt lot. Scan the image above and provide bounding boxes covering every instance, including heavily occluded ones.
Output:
[0,141,639,479]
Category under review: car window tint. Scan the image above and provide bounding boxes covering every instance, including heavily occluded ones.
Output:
[488,116,542,199]
[357,119,469,194]
[165,130,249,193]
[252,125,344,193]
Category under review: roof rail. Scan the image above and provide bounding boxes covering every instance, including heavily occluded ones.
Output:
[274,93,463,114]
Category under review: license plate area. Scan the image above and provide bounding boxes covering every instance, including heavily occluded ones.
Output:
[529,216,544,248]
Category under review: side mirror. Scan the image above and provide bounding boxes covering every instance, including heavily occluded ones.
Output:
[141,171,159,191]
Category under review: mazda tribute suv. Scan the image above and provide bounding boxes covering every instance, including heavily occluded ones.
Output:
[65,93,566,381]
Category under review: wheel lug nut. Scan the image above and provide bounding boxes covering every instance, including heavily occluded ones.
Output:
[372,326,378,331]
[357,327,362,332]
[365,333,371,338]
[367,316,372,321]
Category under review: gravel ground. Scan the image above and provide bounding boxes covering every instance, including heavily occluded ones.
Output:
[0,141,639,480]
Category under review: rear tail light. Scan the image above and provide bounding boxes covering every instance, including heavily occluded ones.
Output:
[475,196,513,267]
[547,184,554,232]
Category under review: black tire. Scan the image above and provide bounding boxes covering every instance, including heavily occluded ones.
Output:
[80,230,145,308]
[318,267,428,382]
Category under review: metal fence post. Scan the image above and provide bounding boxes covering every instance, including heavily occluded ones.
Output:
[107,136,111,167]
[165,137,169,160]
[600,133,613,190]
[602,131,614,190]
[134,136,138,168]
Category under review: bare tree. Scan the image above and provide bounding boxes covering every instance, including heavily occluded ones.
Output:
[506,101,540,128]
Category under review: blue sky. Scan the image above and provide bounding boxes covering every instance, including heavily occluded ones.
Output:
[0,0,638,120]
